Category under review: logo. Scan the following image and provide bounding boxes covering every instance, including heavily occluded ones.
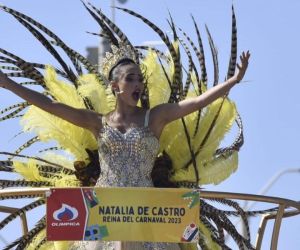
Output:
[53,203,78,221]
[51,203,80,227]
[181,223,199,242]
[47,188,87,240]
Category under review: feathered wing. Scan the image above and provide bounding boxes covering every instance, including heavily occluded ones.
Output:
[168,98,238,184]
[0,4,261,250]
[142,50,238,185]
[141,51,171,107]
[77,73,116,114]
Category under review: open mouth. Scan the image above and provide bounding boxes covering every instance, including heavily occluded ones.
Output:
[132,90,141,101]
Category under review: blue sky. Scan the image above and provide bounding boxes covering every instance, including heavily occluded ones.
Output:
[0,0,299,249]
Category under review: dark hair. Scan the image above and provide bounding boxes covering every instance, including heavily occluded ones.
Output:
[108,58,136,82]
[151,151,177,188]
[74,149,100,186]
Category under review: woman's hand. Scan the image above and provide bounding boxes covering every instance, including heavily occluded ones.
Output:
[0,70,9,88]
[234,51,251,83]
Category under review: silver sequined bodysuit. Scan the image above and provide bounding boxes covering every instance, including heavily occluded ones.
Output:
[73,110,180,250]
[96,110,158,188]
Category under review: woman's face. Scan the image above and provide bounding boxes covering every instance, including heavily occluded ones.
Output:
[112,63,144,106]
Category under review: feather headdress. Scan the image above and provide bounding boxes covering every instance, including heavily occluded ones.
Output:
[100,43,138,84]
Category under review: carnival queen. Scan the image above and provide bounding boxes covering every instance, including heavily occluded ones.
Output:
[0,3,250,250]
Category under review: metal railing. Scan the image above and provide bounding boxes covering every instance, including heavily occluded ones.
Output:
[0,188,299,250]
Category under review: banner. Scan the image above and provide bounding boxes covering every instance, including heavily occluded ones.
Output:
[46,187,200,243]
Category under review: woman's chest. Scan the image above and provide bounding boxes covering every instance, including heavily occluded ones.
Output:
[98,126,159,157]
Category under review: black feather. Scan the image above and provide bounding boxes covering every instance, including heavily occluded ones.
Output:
[205,25,219,86]
[0,199,45,230]
[227,5,238,79]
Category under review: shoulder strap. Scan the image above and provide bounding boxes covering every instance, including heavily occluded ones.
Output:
[101,115,106,125]
[144,109,150,127]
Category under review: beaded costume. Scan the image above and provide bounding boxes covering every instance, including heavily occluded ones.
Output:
[0,2,258,250]
[96,111,158,188]
[72,110,180,250]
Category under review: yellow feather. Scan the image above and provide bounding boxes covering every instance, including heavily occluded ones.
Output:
[160,95,237,183]
[41,152,74,170]
[52,175,80,187]
[159,91,198,153]
[13,159,48,182]
[189,73,208,96]
[21,106,96,161]
[77,74,116,114]
[41,152,80,187]
[142,51,171,107]
[21,67,97,161]
[13,156,80,187]
[199,151,238,185]
[38,242,53,250]
[26,229,45,250]
[159,118,192,170]
[193,98,236,161]
[28,230,70,250]
[44,67,85,109]
[54,241,71,250]
[171,151,238,184]
[158,103,206,171]
[190,72,199,95]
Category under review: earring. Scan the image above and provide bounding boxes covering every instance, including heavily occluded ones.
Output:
[141,93,147,100]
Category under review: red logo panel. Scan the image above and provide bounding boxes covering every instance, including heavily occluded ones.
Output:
[47,188,87,240]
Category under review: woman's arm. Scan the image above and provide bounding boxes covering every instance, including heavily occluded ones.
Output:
[150,51,250,135]
[0,71,102,135]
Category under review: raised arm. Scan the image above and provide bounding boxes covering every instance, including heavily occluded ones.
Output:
[150,51,250,136]
[0,72,102,136]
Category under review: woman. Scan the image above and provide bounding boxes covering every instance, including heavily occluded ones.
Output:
[0,47,250,249]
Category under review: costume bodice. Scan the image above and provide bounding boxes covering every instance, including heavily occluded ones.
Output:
[73,111,181,250]
[96,110,159,187]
